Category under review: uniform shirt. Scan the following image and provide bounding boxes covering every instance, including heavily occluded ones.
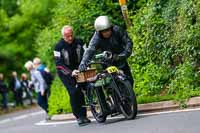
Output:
[54,38,84,75]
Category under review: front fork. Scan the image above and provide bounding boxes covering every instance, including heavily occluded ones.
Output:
[109,73,126,106]
[87,83,110,115]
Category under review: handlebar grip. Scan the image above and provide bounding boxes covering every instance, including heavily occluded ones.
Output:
[95,51,112,60]
[95,53,105,59]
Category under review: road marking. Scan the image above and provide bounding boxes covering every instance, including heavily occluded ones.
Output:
[0,119,11,124]
[1,107,200,125]
[12,114,29,120]
[139,107,200,116]
[0,111,44,124]
[35,120,78,126]
[35,116,123,126]
[35,107,200,126]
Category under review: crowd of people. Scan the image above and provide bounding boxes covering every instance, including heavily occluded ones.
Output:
[0,71,34,110]
[0,57,53,120]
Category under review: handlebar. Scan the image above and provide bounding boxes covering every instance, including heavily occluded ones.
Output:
[87,51,113,67]
[95,51,112,60]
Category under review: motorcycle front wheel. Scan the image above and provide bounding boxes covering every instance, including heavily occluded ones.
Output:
[114,79,137,119]
[89,87,107,123]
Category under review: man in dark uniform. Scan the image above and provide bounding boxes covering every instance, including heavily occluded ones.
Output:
[79,16,134,86]
[54,25,90,126]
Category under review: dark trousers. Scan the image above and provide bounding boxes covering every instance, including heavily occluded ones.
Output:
[120,63,134,87]
[25,90,33,104]
[37,90,48,113]
[46,85,51,98]
[14,89,23,106]
[57,70,86,119]
[1,92,7,109]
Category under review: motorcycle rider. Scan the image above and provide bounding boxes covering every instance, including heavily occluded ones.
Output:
[79,15,133,86]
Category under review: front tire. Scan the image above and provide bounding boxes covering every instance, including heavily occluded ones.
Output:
[115,79,137,119]
[89,87,107,123]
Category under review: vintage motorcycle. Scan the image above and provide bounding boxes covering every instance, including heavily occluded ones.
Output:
[76,51,137,123]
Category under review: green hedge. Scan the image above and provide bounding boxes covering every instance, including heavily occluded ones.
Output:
[130,0,200,101]
[48,77,71,115]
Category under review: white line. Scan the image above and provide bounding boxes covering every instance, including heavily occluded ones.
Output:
[34,116,124,126]
[1,107,200,126]
[138,107,200,117]
[29,111,44,116]
[0,119,11,124]
[35,107,200,126]
[0,111,44,124]
[12,115,29,120]
[35,120,78,126]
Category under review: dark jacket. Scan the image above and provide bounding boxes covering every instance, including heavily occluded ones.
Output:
[54,38,85,75]
[80,25,133,68]
[21,80,29,91]
[9,77,22,92]
[0,80,8,93]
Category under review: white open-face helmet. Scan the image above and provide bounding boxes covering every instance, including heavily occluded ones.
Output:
[94,16,112,32]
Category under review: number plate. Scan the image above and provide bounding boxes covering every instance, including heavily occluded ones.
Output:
[106,66,119,73]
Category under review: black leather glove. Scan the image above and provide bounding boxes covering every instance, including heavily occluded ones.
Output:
[118,53,126,60]
[79,63,87,72]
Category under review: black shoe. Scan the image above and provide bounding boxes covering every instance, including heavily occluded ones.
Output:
[77,117,91,126]
[45,114,52,121]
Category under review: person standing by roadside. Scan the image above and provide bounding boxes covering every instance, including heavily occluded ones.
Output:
[0,73,8,110]
[33,57,54,97]
[9,71,23,106]
[53,25,90,126]
[21,73,33,105]
[33,57,46,72]
[24,61,50,120]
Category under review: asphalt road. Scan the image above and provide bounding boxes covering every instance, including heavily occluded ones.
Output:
[1,107,200,133]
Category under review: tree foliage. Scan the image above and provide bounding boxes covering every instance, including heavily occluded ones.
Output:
[0,0,57,73]
[130,0,200,101]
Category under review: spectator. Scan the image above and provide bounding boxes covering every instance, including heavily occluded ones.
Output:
[24,61,50,120]
[21,73,33,105]
[33,57,46,72]
[33,57,54,97]
[9,71,23,106]
[0,73,8,110]
[53,25,90,126]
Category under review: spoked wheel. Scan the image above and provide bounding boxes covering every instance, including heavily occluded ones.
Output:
[89,87,107,123]
[115,79,137,119]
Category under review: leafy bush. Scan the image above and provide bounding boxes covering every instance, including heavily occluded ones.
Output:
[168,61,200,100]
[48,77,71,115]
[132,63,171,97]
[130,0,200,102]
